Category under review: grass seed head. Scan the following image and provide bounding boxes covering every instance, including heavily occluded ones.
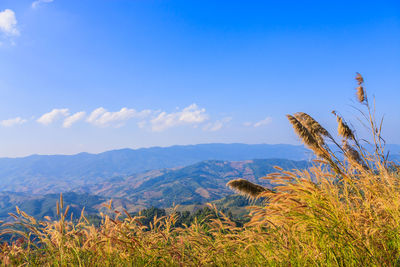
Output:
[333,113,355,140]
[356,72,364,85]
[287,114,325,157]
[343,141,366,169]
[227,179,266,199]
[356,86,365,103]
[294,112,330,145]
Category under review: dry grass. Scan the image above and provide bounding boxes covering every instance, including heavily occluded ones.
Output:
[1,73,400,266]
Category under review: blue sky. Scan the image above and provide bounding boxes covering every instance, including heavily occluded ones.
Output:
[0,0,399,157]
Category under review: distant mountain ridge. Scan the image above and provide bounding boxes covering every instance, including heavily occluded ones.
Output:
[0,143,310,193]
[1,141,399,220]
[0,143,398,194]
[0,158,309,219]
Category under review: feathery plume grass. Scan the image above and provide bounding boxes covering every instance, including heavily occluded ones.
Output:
[355,73,366,103]
[342,141,366,170]
[355,72,364,84]
[286,114,325,157]
[294,112,330,138]
[356,86,365,103]
[227,179,267,199]
[333,111,355,140]
[60,192,63,210]
[294,112,330,145]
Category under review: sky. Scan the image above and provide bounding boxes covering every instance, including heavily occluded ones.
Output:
[0,0,399,157]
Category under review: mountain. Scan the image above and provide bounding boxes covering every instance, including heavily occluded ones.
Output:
[89,159,309,209]
[0,143,398,218]
[0,191,141,221]
[0,143,398,194]
[0,143,310,193]
[0,192,105,220]
[0,159,308,219]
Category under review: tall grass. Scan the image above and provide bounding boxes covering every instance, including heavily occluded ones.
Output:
[1,74,400,266]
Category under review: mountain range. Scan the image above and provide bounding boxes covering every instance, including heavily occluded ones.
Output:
[0,143,311,193]
[89,158,308,209]
[0,158,308,219]
[0,143,399,220]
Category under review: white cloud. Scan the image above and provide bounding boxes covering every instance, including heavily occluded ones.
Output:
[244,117,272,128]
[254,117,272,127]
[203,117,232,132]
[0,9,19,36]
[32,0,54,9]
[37,108,69,125]
[150,104,209,132]
[0,117,27,127]
[63,111,86,128]
[86,107,106,124]
[87,107,151,127]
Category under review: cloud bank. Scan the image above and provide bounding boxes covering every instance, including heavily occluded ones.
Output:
[37,108,69,125]
[0,117,27,127]
[87,107,151,127]
[4,104,236,131]
[150,104,208,132]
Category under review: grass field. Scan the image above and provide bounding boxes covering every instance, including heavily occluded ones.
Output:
[2,74,400,266]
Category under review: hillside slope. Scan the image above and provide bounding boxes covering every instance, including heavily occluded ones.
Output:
[0,143,309,193]
[91,159,309,208]
[0,159,308,218]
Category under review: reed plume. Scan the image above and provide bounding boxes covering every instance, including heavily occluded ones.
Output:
[294,112,331,146]
[333,111,355,140]
[342,141,366,170]
[294,112,330,137]
[286,114,326,157]
[227,179,267,199]
[355,73,366,103]
[356,86,365,103]
[356,72,364,84]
